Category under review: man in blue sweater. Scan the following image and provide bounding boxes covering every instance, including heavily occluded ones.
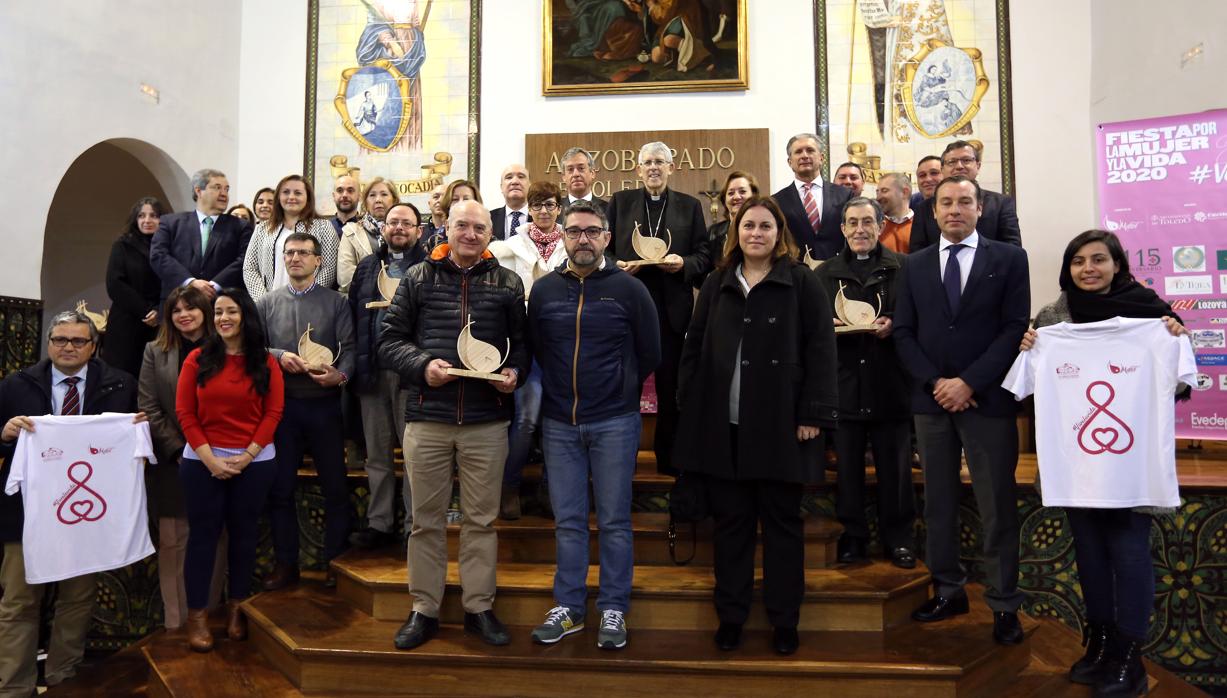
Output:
[526,200,661,650]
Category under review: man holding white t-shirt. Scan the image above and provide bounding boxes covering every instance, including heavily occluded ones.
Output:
[0,311,143,696]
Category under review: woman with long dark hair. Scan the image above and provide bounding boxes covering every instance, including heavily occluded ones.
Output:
[675,196,838,655]
[1018,229,1189,696]
[102,196,165,377]
[175,288,284,652]
[138,286,216,629]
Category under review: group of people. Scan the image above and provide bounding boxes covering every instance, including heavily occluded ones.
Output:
[0,133,1179,697]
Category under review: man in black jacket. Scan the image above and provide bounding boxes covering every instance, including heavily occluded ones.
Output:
[526,201,660,650]
[0,311,139,695]
[379,200,529,651]
[606,141,710,475]
[347,203,427,549]
[908,141,1021,251]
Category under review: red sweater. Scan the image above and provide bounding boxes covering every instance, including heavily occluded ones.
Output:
[175,350,284,451]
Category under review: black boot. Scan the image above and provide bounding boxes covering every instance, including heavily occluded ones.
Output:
[1069,622,1113,684]
[1094,634,1148,697]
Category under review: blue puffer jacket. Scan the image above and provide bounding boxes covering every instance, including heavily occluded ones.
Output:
[528,258,661,425]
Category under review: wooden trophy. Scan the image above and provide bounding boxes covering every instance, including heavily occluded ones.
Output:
[833,283,882,334]
[622,221,672,268]
[363,263,401,309]
[445,315,510,381]
[525,262,551,300]
[76,300,109,334]
[801,246,823,271]
[298,323,340,374]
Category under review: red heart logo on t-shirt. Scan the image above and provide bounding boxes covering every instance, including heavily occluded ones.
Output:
[1091,427,1119,450]
[69,500,94,519]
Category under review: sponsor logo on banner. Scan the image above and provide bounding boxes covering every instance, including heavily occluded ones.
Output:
[1152,213,1194,226]
[1173,245,1207,272]
[1103,216,1142,232]
[1055,363,1080,379]
[1171,298,1227,311]
[1190,412,1227,429]
[1166,275,1213,295]
[1220,274,1227,293]
[1219,374,1227,391]
[1193,329,1227,348]
[1195,373,1214,391]
[1196,211,1227,224]
[1196,353,1227,366]
[1211,317,1227,324]
[1218,250,1227,270]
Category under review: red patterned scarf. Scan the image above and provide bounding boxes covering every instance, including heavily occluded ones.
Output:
[526,223,563,261]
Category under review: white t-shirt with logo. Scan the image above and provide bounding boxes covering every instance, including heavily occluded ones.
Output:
[4,413,157,583]
[1002,317,1196,509]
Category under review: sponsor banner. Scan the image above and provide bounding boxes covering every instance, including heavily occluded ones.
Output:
[1097,108,1227,437]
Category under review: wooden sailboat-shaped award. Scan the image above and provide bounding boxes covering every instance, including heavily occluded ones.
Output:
[622,221,672,268]
[445,315,511,381]
[833,283,882,334]
[364,263,401,309]
[76,300,109,333]
[298,323,340,373]
[801,245,823,271]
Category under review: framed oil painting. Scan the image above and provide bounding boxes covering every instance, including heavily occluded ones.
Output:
[544,0,748,96]
[305,0,483,212]
[814,0,1015,194]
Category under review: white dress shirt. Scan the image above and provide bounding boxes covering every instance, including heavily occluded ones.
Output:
[504,206,529,238]
[938,231,980,292]
[794,177,825,217]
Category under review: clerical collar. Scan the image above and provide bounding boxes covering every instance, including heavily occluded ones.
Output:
[855,253,871,260]
[390,251,404,259]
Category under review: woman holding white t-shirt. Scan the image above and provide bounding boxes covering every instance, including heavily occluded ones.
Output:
[1019,229,1188,697]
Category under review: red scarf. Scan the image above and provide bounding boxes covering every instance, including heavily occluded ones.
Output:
[526,223,562,261]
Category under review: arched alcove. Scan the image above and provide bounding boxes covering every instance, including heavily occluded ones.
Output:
[39,140,189,341]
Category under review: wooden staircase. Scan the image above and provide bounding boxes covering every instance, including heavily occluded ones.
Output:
[121,447,1207,697]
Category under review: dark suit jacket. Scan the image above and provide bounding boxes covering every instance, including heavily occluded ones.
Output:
[605,187,710,334]
[150,210,253,297]
[892,235,1030,417]
[773,180,852,262]
[908,188,1021,251]
[490,206,532,241]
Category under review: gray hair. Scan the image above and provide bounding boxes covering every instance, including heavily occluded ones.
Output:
[562,199,608,230]
[560,147,594,169]
[785,133,821,157]
[638,142,673,165]
[190,168,226,201]
[47,310,100,345]
[878,172,912,192]
[841,196,884,225]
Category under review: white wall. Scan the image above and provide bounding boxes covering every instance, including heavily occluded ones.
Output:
[0,1,242,299]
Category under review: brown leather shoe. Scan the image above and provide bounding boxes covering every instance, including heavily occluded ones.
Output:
[226,601,248,641]
[262,562,300,591]
[499,484,521,520]
[186,608,213,652]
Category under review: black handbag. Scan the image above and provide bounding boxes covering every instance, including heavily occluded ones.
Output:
[667,471,709,565]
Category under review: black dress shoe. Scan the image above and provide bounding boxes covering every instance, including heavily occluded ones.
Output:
[911,593,969,622]
[992,611,1024,645]
[393,612,439,650]
[836,536,868,564]
[772,627,799,656]
[261,562,300,591]
[714,622,742,651]
[323,570,337,589]
[889,547,917,569]
[348,526,397,549]
[464,610,511,646]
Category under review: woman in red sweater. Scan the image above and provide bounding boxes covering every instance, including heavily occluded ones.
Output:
[176,288,284,652]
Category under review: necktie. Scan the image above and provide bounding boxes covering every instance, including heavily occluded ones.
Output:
[801,183,821,234]
[944,243,966,314]
[201,216,214,254]
[509,211,522,238]
[61,376,81,416]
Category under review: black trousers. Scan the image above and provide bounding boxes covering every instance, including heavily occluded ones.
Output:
[833,418,915,549]
[708,427,805,628]
[270,396,351,566]
[652,321,684,475]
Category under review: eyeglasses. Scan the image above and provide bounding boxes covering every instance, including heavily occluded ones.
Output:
[49,337,92,348]
[283,249,319,258]
[942,156,978,167]
[529,202,559,212]
[563,226,606,239]
[640,159,669,168]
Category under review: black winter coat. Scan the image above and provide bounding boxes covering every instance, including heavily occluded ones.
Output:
[102,233,161,379]
[378,246,529,425]
[674,258,839,484]
[0,358,138,541]
[815,244,911,421]
[349,240,427,392]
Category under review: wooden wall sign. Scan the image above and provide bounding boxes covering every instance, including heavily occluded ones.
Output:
[525,128,769,226]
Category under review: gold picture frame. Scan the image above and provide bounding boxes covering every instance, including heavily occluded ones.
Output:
[543,0,748,97]
[899,40,991,139]
[333,59,414,154]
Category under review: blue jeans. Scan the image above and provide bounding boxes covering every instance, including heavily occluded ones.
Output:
[1065,508,1155,640]
[503,361,543,488]
[542,412,640,615]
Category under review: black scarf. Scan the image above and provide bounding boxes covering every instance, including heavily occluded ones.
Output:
[1066,280,1177,324]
